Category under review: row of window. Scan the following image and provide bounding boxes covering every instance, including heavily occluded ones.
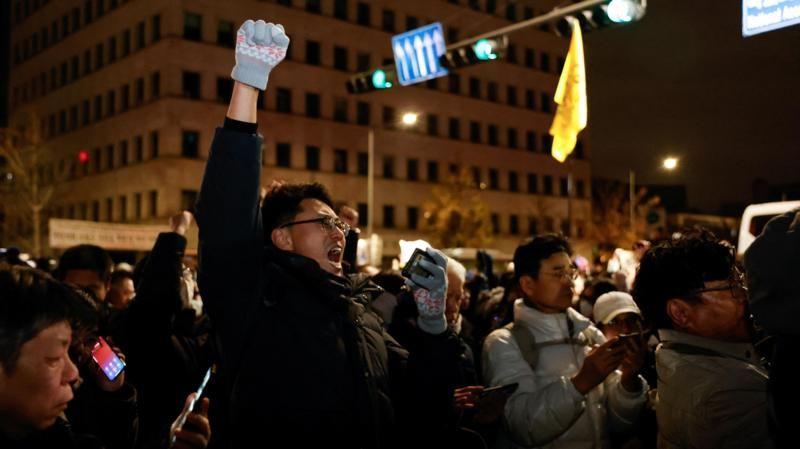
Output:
[40,72,160,139]
[52,190,158,223]
[268,0,564,71]
[11,15,161,109]
[352,202,585,238]
[265,140,588,198]
[73,131,161,178]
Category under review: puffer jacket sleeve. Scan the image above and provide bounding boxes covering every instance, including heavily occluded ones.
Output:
[482,328,587,447]
[604,370,648,433]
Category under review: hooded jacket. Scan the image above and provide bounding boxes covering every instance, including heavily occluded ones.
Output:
[195,124,467,448]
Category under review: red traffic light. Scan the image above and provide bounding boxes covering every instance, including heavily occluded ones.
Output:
[77,149,90,164]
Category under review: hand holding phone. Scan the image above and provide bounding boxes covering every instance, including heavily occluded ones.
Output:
[401,248,436,287]
[170,368,212,446]
[91,336,125,382]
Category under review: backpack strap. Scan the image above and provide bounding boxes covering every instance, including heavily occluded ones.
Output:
[506,317,592,371]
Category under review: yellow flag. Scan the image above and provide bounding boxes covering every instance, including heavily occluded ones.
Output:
[549,20,587,163]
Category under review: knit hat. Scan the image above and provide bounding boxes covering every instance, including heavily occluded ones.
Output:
[593,291,642,325]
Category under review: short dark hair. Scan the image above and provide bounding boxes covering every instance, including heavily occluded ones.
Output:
[0,263,81,372]
[513,233,573,280]
[261,182,335,240]
[631,229,735,330]
[56,244,113,283]
[110,270,134,286]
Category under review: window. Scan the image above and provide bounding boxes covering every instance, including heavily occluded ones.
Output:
[382,156,395,179]
[92,201,100,221]
[218,20,235,47]
[149,190,158,217]
[182,131,200,158]
[71,56,79,81]
[306,0,321,13]
[135,78,144,105]
[469,121,481,143]
[407,159,419,181]
[540,52,550,72]
[151,72,160,98]
[541,134,553,153]
[276,88,292,112]
[540,93,551,113]
[306,40,320,65]
[108,36,117,62]
[509,171,519,192]
[83,50,92,75]
[95,43,104,69]
[357,2,371,26]
[358,203,368,226]
[134,193,142,220]
[489,169,499,190]
[560,177,569,197]
[119,140,129,166]
[333,46,348,71]
[357,152,368,176]
[527,173,538,194]
[506,86,518,106]
[488,124,498,146]
[471,166,481,186]
[305,146,320,170]
[152,14,161,41]
[81,100,90,125]
[381,9,396,32]
[525,48,535,68]
[407,207,419,230]
[330,97,347,122]
[507,128,518,149]
[333,149,348,174]
[406,16,419,30]
[134,136,143,162]
[334,0,348,20]
[150,131,159,158]
[528,216,539,235]
[526,131,537,152]
[420,114,437,137]
[122,30,131,56]
[576,180,586,198]
[184,12,202,41]
[382,106,396,127]
[105,144,115,170]
[356,101,370,125]
[216,77,233,103]
[177,190,197,214]
[486,0,497,13]
[84,0,93,24]
[383,205,395,228]
[106,90,116,116]
[447,27,459,43]
[469,77,480,98]
[543,175,553,195]
[448,118,460,139]
[509,215,520,235]
[525,89,536,110]
[356,52,370,71]
[305,93,320,118]
[507,43,518,64]
[427,161,439,182]
[575,140,584,159]
[561,219,571,236]
[106,197,113,222]
[487,82,498,102]
[276,142,291,167]
[491,214,500,234]
[182,71,201,99]
[448,74,460,94]
[93,95,102,120]
[120,85,129,111]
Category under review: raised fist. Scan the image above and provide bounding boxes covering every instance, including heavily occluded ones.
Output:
[231,20,290,91]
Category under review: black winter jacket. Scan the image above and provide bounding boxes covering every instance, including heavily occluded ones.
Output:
[196,125,468,448]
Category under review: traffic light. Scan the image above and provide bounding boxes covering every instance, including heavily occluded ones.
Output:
[439,35,509,69]
[554,0,646,37]
[346,67,398,94]
[76,149,90,165]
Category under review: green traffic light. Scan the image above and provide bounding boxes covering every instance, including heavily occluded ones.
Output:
[371,69,390,89]
[472,39,497,60]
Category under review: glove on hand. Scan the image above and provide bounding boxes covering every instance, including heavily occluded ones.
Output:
[231,20,290,90]
[405,248,449,335]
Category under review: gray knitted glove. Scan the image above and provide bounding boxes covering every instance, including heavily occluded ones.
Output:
[405,248,449,335]
[231,20,290,91]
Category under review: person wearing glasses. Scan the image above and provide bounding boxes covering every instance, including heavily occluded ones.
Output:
[632,230,773,449]
[482,234,648,448]
[195,20,469,448]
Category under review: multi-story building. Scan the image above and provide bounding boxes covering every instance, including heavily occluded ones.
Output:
[5,0,592,261]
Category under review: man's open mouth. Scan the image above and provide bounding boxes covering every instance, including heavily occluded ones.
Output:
[327,246,343,263]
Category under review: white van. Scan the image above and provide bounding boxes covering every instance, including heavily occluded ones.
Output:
[737,201,800,256]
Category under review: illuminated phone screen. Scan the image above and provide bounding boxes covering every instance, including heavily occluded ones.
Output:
[91,337,125,381]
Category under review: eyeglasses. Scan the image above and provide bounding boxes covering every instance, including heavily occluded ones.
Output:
[538,266,579,282]
[687,267,748,300]
[279,215,351,236]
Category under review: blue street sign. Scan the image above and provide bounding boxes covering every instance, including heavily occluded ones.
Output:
[743,0,800,36]
[392,22,449,86]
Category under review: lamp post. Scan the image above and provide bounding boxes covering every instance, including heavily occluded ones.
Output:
[366,111,419,239]
[629,157,679,233]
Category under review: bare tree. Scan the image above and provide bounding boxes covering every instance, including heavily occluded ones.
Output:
[0,110,68,256]
[590,178,660,250]
[422,168,494,249]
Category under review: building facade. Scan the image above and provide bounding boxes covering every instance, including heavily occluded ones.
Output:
[6,0,592,259]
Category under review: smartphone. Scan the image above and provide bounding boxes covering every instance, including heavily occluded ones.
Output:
[480,382,519,399]
[91,336,125,382]
[617,332,646,344]
[401,248,435,283]
[170,367,212,445]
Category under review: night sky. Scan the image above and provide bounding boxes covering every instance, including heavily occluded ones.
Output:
[584,0,800,214]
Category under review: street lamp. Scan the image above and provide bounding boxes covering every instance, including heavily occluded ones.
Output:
[662,157,678,170]
[367,111,420,239]
[630,156,680,232]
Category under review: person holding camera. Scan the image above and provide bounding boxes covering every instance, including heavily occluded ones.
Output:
[195,19,469,448]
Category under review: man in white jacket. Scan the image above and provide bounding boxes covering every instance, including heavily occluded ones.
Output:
[483,234,648,448]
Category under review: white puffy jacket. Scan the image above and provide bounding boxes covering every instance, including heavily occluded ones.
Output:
[483,299,647,449]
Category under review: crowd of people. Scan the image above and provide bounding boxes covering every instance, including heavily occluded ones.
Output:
[1,19,797,449]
